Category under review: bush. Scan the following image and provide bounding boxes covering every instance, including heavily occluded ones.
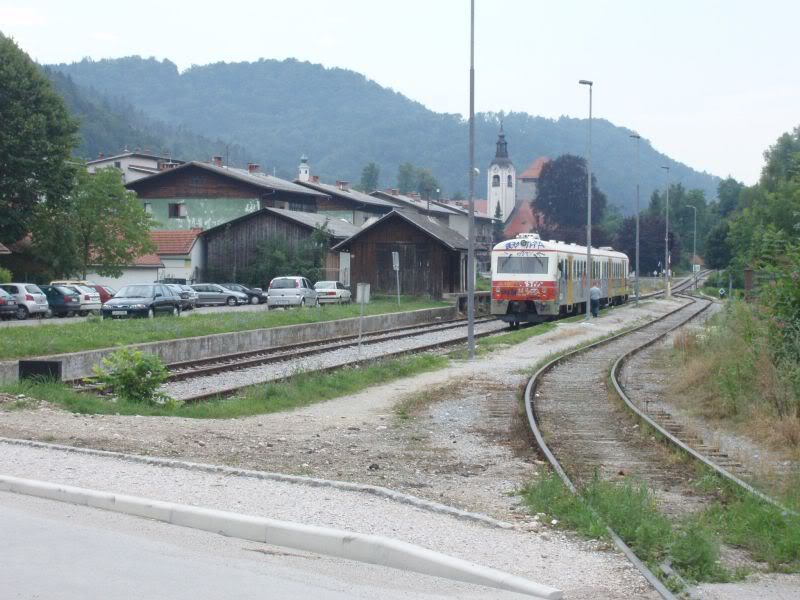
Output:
[0,266,11,284]
[92,349,172,405]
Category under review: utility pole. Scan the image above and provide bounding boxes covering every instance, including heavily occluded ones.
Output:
[661,165,671,298]
[630,133,641,306]
[685,204,697,291]
[466,0,476,359]
[579,80,593,319]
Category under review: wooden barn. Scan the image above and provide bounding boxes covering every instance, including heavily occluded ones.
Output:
[199,207,359,287]
[332,210,468,298]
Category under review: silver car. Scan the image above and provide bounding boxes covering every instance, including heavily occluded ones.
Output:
[190,283,248,306]
[0,283,49,319]
[65,285,102,316]
[267,276,318,308]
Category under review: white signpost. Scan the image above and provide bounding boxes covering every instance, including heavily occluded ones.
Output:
[392,251,400,307]
[356,283,370,357]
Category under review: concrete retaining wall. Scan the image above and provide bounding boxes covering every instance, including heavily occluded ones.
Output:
[0,306,458,384]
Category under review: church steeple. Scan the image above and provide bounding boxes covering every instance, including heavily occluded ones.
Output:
[495,122,508,160]
[487,124,516,222]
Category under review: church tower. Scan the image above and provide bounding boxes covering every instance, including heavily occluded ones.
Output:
[298,154,310,182]
[487,125,516,221]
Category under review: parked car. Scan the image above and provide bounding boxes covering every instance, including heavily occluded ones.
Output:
[101,284,182,319]
[267,276,318,308]
[177,284,198,309]
[0,283,49,319]
[40,285,82,317]
[313,281,352,304]
[221,283,267,304]
[89,284,116,304]
[50,279,95,287]
[63,284,102,316]
[0,288,19,320]
[165,283,195,311]
[190,283,248,306]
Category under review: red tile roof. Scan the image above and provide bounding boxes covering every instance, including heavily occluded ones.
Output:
[519,157,550,180]
[150,228,202,255]
[134,253,164,267]
[503,200,545,238]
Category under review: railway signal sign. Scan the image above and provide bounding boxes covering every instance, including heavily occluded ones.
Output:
[392,251,401,306]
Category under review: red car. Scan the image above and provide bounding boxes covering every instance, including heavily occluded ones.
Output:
[90,284,117,304]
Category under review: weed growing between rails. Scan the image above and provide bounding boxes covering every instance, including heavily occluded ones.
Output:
[521,472,736,588]
[1,354,448,419]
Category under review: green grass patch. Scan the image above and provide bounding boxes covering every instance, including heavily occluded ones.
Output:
[521,472,732,584]
[448,321,558,359]
[0,297,445,360]
[1,354,449,419]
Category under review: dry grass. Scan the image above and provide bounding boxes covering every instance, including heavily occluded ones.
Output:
[395,382,454,420]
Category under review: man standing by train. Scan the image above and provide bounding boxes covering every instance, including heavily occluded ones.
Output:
[589,284,601,318]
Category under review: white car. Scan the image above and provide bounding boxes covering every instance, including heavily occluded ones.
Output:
[65,284,102,316]
[0,283,49,319]
[313,281,352,304]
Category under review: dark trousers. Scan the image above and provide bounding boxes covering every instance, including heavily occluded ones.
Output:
[590,298,600,318]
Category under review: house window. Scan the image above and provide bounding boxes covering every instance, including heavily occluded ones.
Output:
[114,161,121,169]
[492,175,500,187]
[507,175,513,187]
[143,202,152,214]
[169,203,187,218]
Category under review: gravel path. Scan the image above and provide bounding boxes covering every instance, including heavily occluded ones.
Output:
[0,299,687,598]
[163,319,508,400]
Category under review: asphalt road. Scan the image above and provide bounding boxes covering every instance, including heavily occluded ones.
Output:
[0,491,528,600]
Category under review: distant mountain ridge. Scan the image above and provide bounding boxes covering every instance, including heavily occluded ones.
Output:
[50,56,721,211]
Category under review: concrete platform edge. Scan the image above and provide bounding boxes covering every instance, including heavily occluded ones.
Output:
[0,474,562,599]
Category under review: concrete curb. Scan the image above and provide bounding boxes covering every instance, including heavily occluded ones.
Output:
[0,474,562,599]
[0,437,514,530]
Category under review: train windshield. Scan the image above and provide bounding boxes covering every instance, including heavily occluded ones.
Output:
[496,256,549,274]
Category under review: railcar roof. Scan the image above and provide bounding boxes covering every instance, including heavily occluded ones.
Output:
[492,237,628,260]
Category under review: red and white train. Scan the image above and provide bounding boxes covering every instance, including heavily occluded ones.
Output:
[491,233,629,327]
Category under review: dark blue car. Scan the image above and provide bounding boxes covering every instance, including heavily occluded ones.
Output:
[40,285,82,318]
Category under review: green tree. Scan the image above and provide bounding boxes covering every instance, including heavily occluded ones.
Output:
[0,34,77,244]
[33,167,155,278]
[535,154,607,229]
[245,225,331,287]
[716,177,744,218]
[704,221,732,269]
[359,162,380,192]
[397,162,416,194]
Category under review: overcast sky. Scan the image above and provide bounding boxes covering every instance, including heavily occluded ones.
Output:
[2,0,798,184]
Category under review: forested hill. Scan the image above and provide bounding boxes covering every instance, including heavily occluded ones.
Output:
[45,68,252,167]
[51,56,720,211]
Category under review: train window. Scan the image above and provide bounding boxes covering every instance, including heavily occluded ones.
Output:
[496,256,549,274]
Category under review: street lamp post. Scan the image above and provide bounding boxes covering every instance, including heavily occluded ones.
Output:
[661,165,671,298]
[579,79,593,320]
[685,204,697,290]
[630,133,641,306]
[466,0,476,359]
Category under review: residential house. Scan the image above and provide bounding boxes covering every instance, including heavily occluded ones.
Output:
[86,151,184,183]
[86,253,164,290]
[126,158,326,231]
[150,228,203,283]
[199,207,359,287]
[295,169,395,226]
[333,210,467,298]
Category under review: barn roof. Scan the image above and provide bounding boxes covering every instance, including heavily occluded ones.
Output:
[200,207,359,240]
[332,209,469,252]
[127,161,323,197]
[295,180,396,209]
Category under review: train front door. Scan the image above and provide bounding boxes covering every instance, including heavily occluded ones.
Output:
[566,255,574,306]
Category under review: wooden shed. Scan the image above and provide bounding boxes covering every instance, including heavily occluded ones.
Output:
[199,207,358,286]
[333,210,467,299]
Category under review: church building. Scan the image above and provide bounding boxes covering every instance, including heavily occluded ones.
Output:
[487,126,516,221]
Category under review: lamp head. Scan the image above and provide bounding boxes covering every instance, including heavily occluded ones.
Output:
[629,133,641,140]
[578,79,593,86]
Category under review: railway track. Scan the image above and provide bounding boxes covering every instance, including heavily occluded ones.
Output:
[523,276,795,597]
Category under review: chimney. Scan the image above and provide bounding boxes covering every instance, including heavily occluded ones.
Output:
[212,155,223,167]
[388,188,399,195]
[336,180,349,191]
[247,163,260,174]
[409,192,420,200]
[98,152,104,159]
[310,175,320,183]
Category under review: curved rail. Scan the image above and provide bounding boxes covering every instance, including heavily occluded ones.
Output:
[523,297,704,599]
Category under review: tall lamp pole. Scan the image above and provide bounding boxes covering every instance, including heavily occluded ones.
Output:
[661,165,671,298]
[630,133,641,306]
[579,79,593,320]
[466,0,476,359]
[685,204,697,290]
